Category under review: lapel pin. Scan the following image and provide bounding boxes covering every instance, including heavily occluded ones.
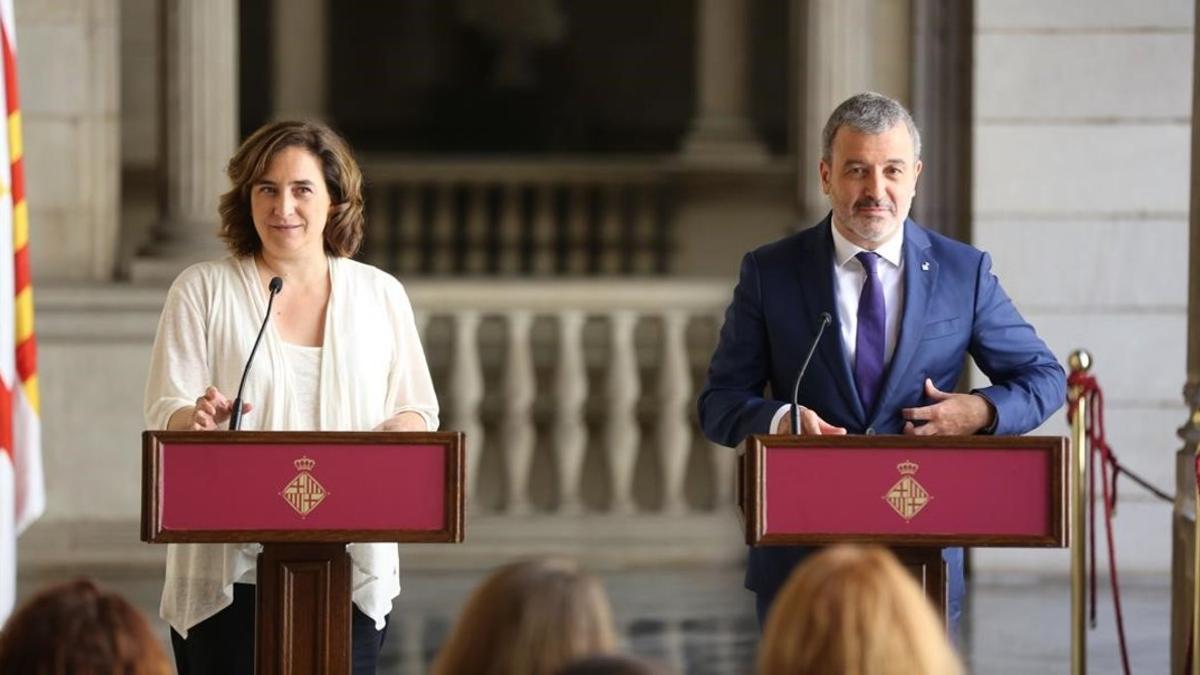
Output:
[921,261,930,271]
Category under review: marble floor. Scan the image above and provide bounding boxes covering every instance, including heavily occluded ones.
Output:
[16,564,1170,674]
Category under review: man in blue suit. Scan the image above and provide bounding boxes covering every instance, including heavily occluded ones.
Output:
[697,92,1066,632]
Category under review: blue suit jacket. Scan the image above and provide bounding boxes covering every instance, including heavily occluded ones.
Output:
[697,216,1066,602]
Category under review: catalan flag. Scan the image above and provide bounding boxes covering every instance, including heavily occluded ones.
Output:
[0,0,43,627]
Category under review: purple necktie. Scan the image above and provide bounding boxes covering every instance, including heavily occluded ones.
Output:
[854,252,886,415]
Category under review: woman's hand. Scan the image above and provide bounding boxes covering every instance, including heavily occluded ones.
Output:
[167,386,252,430]
[373,411,428,432]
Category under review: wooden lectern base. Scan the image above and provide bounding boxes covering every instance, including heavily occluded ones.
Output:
[894,547,948,623]
[257,543,352,675]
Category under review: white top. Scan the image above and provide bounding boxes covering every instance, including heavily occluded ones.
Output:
[771,221,906,431]
[144,255,439,636]
[283,343,323,432]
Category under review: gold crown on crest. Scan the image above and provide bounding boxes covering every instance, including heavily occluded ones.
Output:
[897,460,919,475]
[294,456,316,472]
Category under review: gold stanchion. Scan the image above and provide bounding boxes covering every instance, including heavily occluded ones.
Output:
[1194,441,1199,675]
[1068,349,1090,675]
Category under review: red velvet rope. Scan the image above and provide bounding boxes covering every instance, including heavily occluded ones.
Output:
[1066,370,1132,675]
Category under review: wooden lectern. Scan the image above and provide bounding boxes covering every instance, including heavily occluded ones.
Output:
[141,431,464,675]
[740,435,1068,619]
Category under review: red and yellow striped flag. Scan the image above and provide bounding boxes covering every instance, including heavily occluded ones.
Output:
[0,0,44,626]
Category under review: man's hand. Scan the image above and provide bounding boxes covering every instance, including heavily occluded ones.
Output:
[902,378,994,436]
[773,406,847,435]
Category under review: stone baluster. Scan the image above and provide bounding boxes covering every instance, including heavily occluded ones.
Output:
[464,184,488,274]
[533,185,557,275]
[431,183,455,274]
[400,183,423,274]
[555,310,588,514]
[657,310,691,514]
[449,311,484,506]
[633,184,656,275]
[499,183,524,274]
[600,183,623,274]
[502,311,537,514]
[606,310,641,514]
[566,183,589,274]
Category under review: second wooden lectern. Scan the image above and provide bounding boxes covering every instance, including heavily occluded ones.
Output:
[740,434,1068,618]
[142,431,464,675]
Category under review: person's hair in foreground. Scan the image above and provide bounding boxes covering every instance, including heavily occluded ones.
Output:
[0,578,170,675]
[554,653,675,675]
[432,556,619,675]
[758,544,962,675]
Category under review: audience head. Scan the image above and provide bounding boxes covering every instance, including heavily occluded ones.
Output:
[758,544,962,675]
[432,556,618,675]
[554,653,674,675]
[0,577,170,675]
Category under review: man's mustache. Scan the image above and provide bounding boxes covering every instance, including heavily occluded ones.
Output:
[853,199,894,211]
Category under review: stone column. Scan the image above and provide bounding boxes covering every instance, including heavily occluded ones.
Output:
[798,0,872,224]
[134,0,237,280]
[271,0,326,121]
[16,0,120,281]
[680,0,768,163]
[1171,1,1200,666]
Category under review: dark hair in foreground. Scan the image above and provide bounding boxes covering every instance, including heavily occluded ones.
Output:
[0,578,170,675]
[218,119,365,258]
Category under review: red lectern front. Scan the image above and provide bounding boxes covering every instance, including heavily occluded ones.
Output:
[741,435,1068,618]
[141,431,464,675]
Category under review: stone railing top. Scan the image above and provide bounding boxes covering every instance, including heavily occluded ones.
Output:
[404,278,733,314]
[34,278,736,339]
[359,155,793,183]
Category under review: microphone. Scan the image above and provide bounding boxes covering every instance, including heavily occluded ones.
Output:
[229,276,284,430]
[790,312,833,435]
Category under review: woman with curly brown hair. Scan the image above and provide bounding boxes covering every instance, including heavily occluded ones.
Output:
[144,120,438,674]
[0,578,170,674]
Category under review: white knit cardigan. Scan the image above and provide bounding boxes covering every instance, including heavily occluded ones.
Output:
[144,255,439,636]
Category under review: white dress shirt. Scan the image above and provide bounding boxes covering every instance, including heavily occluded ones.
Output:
[771,220,906,432]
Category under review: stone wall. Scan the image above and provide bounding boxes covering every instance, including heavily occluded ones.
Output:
[971,0,1193,575]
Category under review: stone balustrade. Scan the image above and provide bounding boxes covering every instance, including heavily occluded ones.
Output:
[404,279,735,517]
[359,158,675,276]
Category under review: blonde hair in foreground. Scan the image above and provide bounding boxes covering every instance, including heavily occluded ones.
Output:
[758,544,962,675]
[432,557,619,675]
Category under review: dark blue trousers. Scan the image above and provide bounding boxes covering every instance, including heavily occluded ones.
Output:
[170,583,388,675]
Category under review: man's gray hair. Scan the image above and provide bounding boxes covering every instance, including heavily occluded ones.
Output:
[821,92,921,162]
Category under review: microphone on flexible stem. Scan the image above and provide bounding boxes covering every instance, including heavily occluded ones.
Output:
[790,312,833,435]
[229,276,284,430]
